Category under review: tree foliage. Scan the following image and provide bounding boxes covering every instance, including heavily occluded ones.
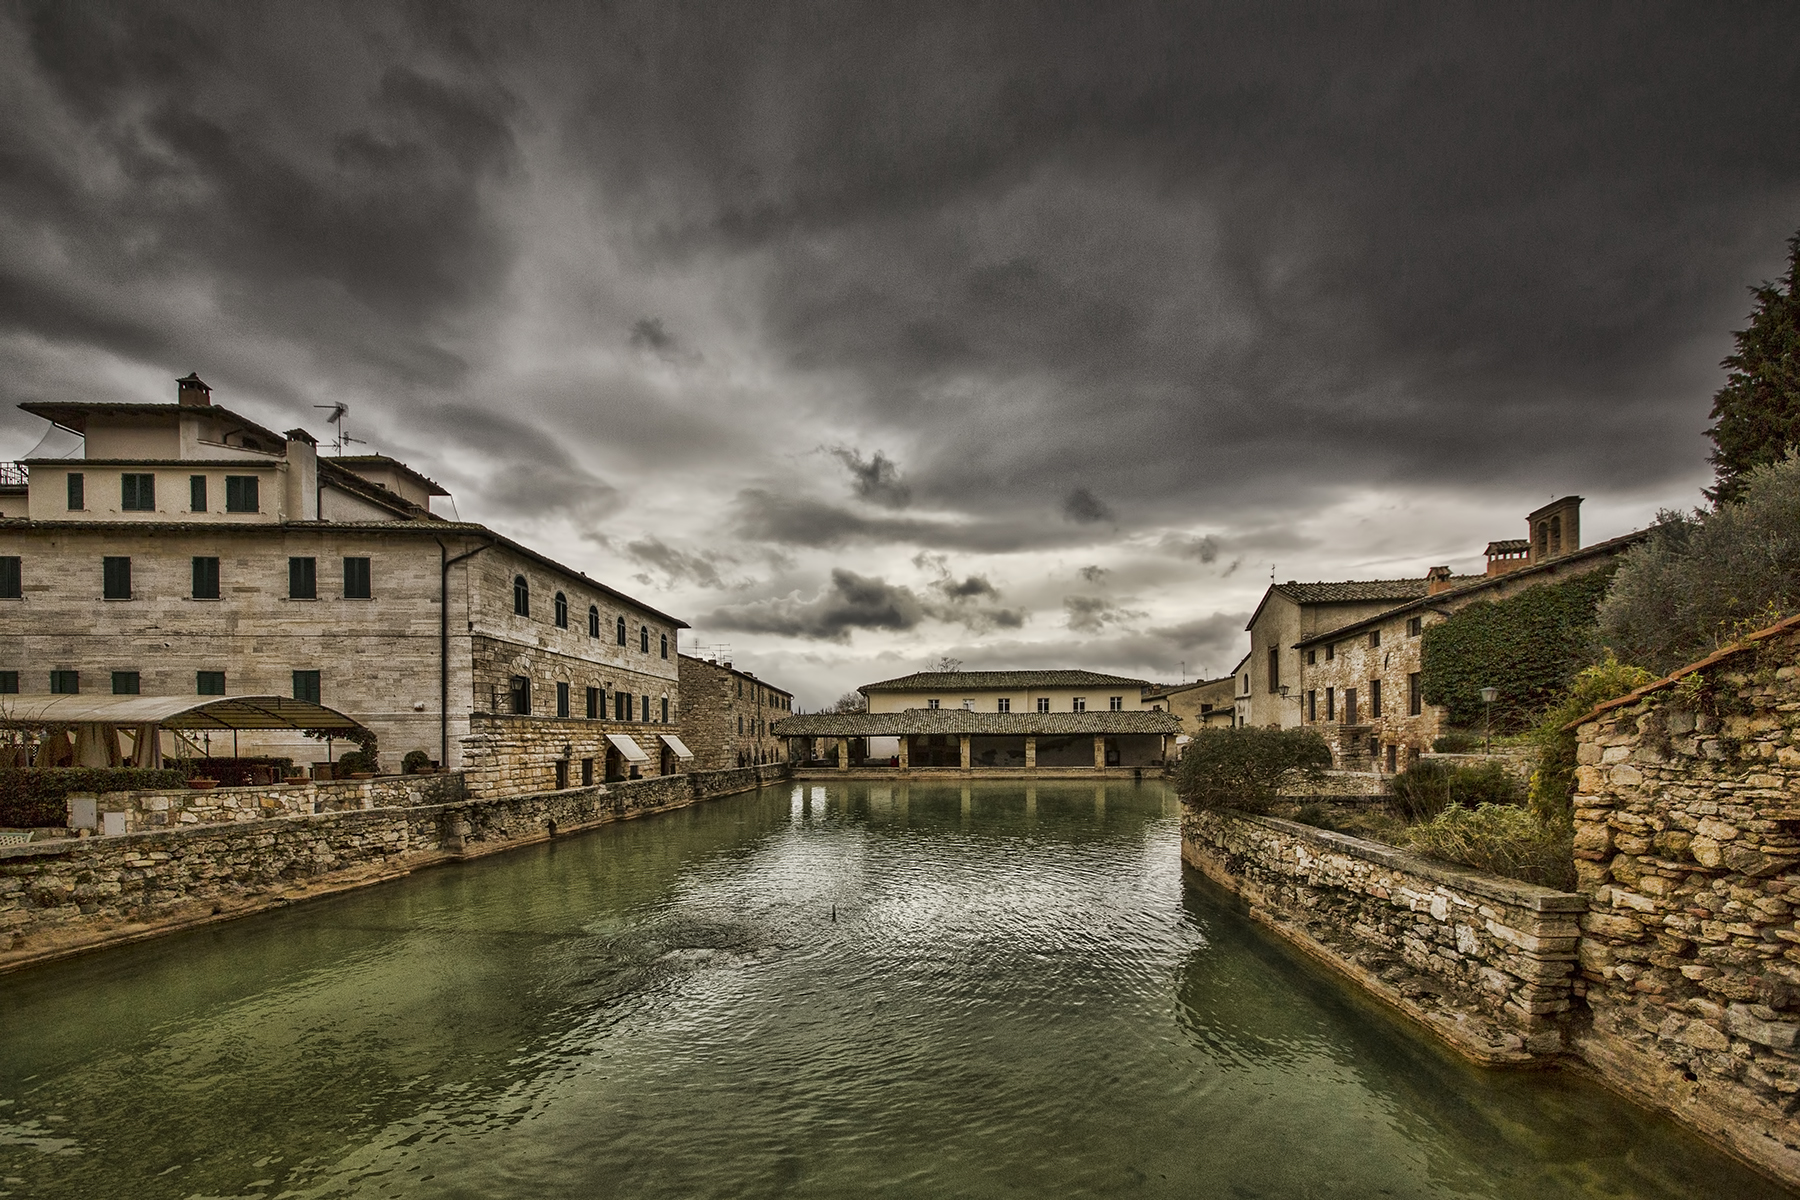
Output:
[1596,453,1800,674]
[1707,229,1800,505]
[1525,655,1657,829]
[1175,726,1332,813]
[831,691,868,713]
[1419,569,1615,729]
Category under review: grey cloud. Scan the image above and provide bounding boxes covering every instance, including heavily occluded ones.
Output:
[625,536,734,589]
[829,447,912,508]
[1166,535,1220,564]
[630,317,675,352]
[1062,487,1113,524]
[705,569,927,643]
[1078,564,1108,584]
[729,488,1096,553]
[1063,595,1147,635]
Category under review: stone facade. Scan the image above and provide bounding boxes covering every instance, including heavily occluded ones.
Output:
[0,763,789,971]
[1569,616,1800,1184]
[1182,807,1585,1063]
[1144,675,1235,731]
[677,653,793,770]
[459,714,680,798]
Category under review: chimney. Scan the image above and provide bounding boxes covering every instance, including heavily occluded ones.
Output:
[176,372,212,407]
[1526,496,1583,563]
[1426,565,1453,595]
[283,429,319,521]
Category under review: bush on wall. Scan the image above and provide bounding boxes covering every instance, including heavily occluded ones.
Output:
[1420,568,1616,730]
[1175,727,1332,813]
[0,767,189,828]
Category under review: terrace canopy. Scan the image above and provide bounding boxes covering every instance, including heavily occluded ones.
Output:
[0,695,367,768]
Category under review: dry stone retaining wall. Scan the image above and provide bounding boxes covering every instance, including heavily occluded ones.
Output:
[1182,808,1585,1063]
[98,772,465,832]
[0,764,787,972]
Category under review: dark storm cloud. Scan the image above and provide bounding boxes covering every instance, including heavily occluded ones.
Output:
[828,447,912,508]
[728,489,1097,553]
[706,570,927,642]
[1061,487,1113,525]
[625,536,734,589]
[1063,595,1147,635]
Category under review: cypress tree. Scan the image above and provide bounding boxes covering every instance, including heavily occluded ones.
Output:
[1706,229,1800,504]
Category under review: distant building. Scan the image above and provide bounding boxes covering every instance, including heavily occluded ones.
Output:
[0,374,686,795]
[677,653,793,770]
[1143,676,1236,732]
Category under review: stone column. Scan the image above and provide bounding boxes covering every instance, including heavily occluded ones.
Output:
[838,736,851,771]
[959,734,972,771]
[1025,736,1037,769]
[1093,735,1106,770]
[897,736,910,770]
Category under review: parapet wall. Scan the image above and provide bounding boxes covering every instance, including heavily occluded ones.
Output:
[102,772,466,832]
[1569,629,1800,1185]
[0,763,788,973]
[1181,807,1586,1064]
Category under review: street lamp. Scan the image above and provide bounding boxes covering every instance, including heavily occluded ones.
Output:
[1479,687,1499,754]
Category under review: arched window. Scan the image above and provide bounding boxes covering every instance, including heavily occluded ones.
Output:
[615,615,626,646]
[513,575,529,617]
[588,605,599,638]
[639,625,649,653]
[554,591,568,629]
[660,633,668,659]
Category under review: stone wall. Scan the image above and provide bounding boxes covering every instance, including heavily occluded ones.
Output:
[0,763,789,971]
[1181,806,1586,1064]
[459,713,675,799]
[99,771,466,832]
[676,653,792,771]
[1569,621,1800,1185]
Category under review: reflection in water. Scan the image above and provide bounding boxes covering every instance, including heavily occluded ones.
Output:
[0,781,1789,1199]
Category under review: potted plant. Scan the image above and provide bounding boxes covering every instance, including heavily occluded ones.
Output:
[185,777,219,790]
[402,749,434,776]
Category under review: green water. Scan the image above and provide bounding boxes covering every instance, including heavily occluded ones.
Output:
[0,780,1790,1199]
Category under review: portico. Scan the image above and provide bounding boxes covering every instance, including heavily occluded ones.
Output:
[774,708,1179,778]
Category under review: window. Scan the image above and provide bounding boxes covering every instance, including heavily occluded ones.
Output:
[293,670,321,703]
[0,556,19,599]
[1308,690,1317,722]
[1325,644,1334,661]
[586,686,600,719]
[1369,630,1381,648]
[190,475,207,512]
[112,671,140,695]
[737,714,743,735]
[1037,697,1050,714]
[555,760,569,790]
[67,473,84,511]
[192,556,220,600]
[1306,649,1316,665]
[1325,687,1335,721]
[197,671,226,695]
[0,671,15,693]
[997,698,1011,713]
[588,606,599,638]
[582,757,594,787]
[927,698,939,710]
[557,681,570,718]
[1344,688,1358,725]
[1407,616,1423,638]
[660,633,668,659]
[639,625,649,653]
[1109,696,1123,711]
[343,557,371,599]
[962,699,974,710]
[50,670,78,694]
[121,472,155,511]
[1408,672,1423,716]
[619,692,633,721]
[102,556,131,600]
[224,475,259,513]
[641,695,651,723]
[1268,648,1280,691]
[661,697,669,723]
[289,557,317,599]
[616,615,626,645]
[509,675,531,715]
[513,575,530,616]
[1072,697,1086,713]
[554,592,568,628]
[1370,679,1382,718]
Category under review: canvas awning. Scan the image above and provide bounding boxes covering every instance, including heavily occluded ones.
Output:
[658,733,695,760]
[605,733,649,762]
[0,694,365,732]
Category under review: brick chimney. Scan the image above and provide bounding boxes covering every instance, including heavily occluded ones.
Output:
[1426,565,1453,595]
[176,372,212,407]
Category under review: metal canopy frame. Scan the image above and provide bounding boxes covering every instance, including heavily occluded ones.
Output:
[0,695,365,733]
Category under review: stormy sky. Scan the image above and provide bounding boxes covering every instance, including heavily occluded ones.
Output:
[3,3,1798,706]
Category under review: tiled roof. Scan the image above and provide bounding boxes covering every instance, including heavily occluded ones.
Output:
[1273,577,1482,605]
[859,670,1153,693]
[773,709,1182,736]
[1486,539,1530,554]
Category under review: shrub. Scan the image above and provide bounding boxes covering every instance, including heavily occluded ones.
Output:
[165,757,294,787]
[401,750,433,775]
[334,750,377,776]
[1292,802,1336,831]
[1420,568,1616,729]
[1390,759,1521,823]
[1431,732,1481,753]
[1402,803,1575,890]
[1526,655,1658,827]
[1175,727,1333,814]
[0,767,189,827]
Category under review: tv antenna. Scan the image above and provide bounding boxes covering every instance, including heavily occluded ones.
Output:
[312,402,367,456]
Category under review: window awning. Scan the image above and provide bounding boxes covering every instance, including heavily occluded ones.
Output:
[0,694,365,732]
[605,732,649,762]
[658,733,695,760]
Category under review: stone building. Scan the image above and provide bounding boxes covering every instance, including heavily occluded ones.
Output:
[676,652,793,770]
[775,669,1180,771]
[1144,676,1236,731]
[0,374,686,794]
[1293,520,1644,770]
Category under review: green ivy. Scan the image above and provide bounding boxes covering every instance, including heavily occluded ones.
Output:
[0,767,190,828]
[1420,568,1616,730]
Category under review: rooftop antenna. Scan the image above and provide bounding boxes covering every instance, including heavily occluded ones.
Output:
[312,402,367,456]
[1179,660,1186,684]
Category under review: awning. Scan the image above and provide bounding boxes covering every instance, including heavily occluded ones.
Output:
[658,733,695,760]
[0,694,366,732]
[605,733,649,762]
